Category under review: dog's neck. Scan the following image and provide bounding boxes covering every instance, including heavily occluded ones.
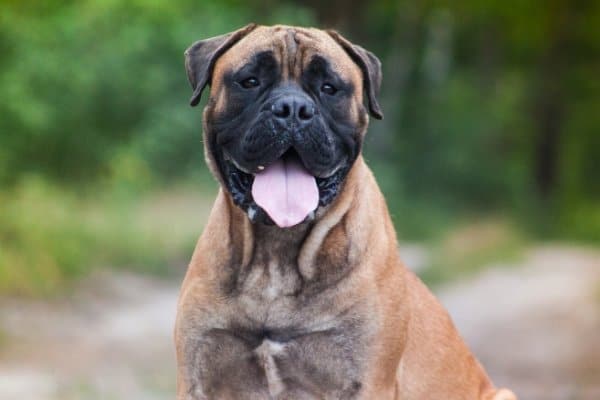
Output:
[249,219,314,270]
[190,156,399,290]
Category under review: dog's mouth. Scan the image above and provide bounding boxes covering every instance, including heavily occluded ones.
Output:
[222,148,348,228]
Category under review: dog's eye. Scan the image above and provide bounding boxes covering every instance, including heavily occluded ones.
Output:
[321,83,337,95]
[240,77,260,89]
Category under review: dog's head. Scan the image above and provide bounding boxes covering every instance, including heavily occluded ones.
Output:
[185,24,382,227]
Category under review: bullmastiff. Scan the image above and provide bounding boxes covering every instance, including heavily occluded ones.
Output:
[175,24,516,400]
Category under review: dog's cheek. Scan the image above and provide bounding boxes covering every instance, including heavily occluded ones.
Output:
[328,94,366,130]
[343,97,360,127]
[205,83,235,123]
[335,100,368,157]
[208,60,232,114]
[209,88,260,128]
[356,103,369,136]
[212,88,229,117]
[201,92,232,184]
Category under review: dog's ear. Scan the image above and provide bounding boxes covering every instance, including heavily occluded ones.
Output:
[185,23,257,106]
[326,30,383,119]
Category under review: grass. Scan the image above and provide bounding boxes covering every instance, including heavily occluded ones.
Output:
[0,176,216,297]
[419,218,529,285]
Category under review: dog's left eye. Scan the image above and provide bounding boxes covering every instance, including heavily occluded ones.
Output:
[240,77,260,89]
[321,83,337,95]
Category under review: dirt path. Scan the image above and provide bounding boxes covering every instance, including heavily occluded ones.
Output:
[438,245,600,400]
[1,245,598,399]
[0,273,178,400]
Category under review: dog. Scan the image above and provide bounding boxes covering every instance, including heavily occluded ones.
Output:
[175,23,517,400]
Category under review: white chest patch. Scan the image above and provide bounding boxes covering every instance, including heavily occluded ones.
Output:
[254,339,287,397]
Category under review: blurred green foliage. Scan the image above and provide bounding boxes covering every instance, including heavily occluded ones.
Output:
[0,176,213,296]
[0,0,598,294]
[357,0,600,241]
[419,219,527,285]
[0,0,246,183]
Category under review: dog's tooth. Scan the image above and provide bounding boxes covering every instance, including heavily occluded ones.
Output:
[247,206,257,221]
[257,165,265,171]
[307,211,315,221]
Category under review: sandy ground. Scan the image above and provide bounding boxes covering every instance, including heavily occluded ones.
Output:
[0,244,599,400]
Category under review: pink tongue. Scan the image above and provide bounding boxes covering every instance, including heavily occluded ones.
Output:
[251,156,319,228]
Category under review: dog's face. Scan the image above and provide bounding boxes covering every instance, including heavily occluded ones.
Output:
[185,24,382,227]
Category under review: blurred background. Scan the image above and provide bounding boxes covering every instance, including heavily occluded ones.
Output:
[0,0,598,399]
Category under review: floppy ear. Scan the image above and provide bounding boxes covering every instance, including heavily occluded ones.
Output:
[326,30,383,119]
[185,23,257,106]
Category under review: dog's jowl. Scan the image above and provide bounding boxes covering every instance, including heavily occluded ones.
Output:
[175,24,517,400]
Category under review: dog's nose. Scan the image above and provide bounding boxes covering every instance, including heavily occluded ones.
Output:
[271,95,316,125]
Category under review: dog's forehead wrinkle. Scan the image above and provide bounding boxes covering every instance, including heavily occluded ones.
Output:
[286,28,298,77]
[234,25,360,83]
[207,26,363,98]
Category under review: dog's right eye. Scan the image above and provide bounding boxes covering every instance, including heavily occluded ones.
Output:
[320,83,338,96]
[239,77,260,89]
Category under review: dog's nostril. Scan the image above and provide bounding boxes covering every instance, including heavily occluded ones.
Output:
[272,102,291,119]
[298,105,314,121]
[272,96,315,123]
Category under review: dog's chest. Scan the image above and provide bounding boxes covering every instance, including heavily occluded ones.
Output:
[183,257,374,399]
